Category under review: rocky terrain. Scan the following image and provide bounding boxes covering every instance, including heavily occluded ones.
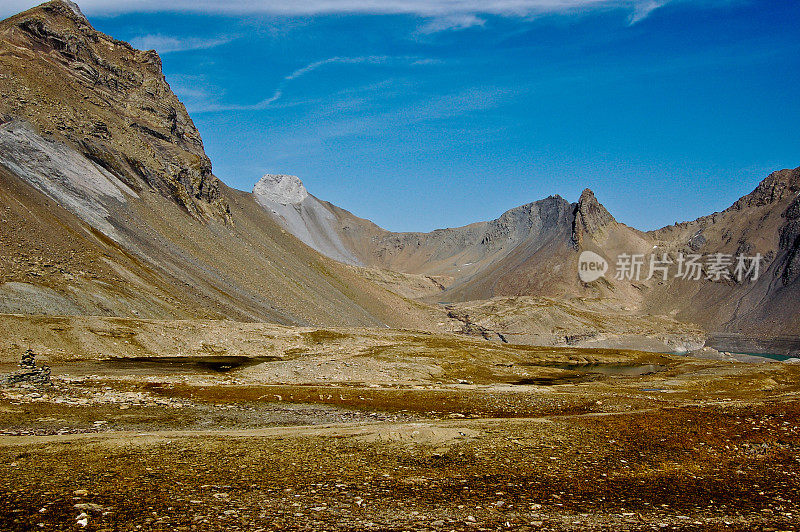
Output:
[0,2,798,530]
[0,0,228,221]
[2,327,800,530]
[0,1,440,330]
[1,1,796,348]
[253,168,800,340]
[253,174,361,265]
[443,296,706,353]
[647,167,800,336]
[0,0,717,353]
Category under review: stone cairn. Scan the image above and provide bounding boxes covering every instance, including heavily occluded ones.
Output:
[4,348,51,385]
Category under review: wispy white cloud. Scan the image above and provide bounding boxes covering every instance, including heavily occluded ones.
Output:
[387,87,508,125]
[193,56,429,113]
[129,34,234,53]
[255,86,510,163]
[5,1,678,26]
[628,0,670,23]
[325,86,510,138]
[411,58,445,65]
[418,13,486,33]
[284,56,389,82]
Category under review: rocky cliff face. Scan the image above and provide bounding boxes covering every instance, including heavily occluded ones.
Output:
[732,167,800,210]
[0,0,230,221]
[342,195,574,277]
[641,166,800,336]
[571,188,617,248]
[781,193,800,285]
[253,174,309,205]
[367,195,573,266]
[728,167,800,285]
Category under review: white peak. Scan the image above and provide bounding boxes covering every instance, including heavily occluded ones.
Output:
[253,174,308,205]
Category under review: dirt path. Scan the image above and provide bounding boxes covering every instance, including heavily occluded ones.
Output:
[0,407,672,448]
[0,419,482,447]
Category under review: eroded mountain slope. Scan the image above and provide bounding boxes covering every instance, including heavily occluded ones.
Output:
[645,167,800,335]
[0,1,437,329]
[0,0,227,220]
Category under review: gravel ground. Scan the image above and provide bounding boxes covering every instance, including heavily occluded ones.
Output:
[1,351,799,530]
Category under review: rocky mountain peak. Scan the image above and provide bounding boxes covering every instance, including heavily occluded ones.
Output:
[253,174,309,206]
[732,166,800,210]
[21,0,88,24]
[53,0,88,22]
[0,0,230,222]
[571,189,616,248]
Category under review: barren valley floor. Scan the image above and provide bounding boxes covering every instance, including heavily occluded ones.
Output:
[1,323,799,531]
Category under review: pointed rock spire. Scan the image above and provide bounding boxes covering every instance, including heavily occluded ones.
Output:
[572,189,616,248]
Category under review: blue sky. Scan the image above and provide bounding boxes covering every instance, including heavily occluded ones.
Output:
[7,0,800,231]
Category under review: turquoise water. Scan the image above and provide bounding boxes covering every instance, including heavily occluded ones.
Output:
[705,335,800,361]
[730,352,795,362]
[670,350,796,362]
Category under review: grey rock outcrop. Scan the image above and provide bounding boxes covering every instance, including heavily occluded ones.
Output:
[253,175,362,265]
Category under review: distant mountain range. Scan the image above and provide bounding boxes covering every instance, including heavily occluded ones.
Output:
[253,167,800,337]
[0,1,797,344]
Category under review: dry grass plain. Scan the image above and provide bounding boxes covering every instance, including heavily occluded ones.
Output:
[1,319,799,531]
